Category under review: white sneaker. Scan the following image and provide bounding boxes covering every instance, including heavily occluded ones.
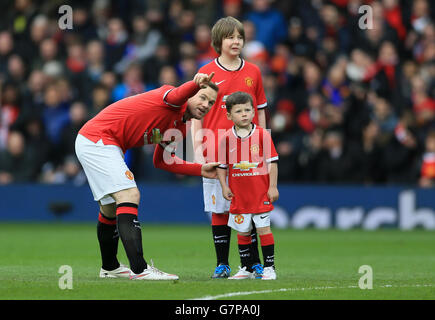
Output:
[99,263,132,278]
[261,266,276,280]
[130,260,179,280]
[228,266,254,280]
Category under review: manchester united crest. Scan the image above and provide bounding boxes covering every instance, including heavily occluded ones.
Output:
[245,77,254,87]
[234,214,244,224]
[125,170,134,180]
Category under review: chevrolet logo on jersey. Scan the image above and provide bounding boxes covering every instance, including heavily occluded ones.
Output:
[232,161,259,171]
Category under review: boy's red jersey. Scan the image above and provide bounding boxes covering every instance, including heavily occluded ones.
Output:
[218,124,278,214]
[79,85,191,153]
[198,59,267,161]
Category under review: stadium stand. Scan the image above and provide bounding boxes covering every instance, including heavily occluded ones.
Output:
[0,0,434,188]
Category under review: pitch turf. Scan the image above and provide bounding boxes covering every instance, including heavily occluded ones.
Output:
[1,223,434,300]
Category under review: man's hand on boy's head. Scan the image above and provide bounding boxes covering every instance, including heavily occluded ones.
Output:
[193,72,215,88]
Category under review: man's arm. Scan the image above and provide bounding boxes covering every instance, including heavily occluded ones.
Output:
[164,73,215,107]
[153,144,218,178]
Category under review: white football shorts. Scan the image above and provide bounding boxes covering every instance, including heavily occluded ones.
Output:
[228,212,271,233]
[202,177,230,213]
[75,134,137,205]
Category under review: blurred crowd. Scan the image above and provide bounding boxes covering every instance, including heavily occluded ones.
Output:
[0,0,434,187]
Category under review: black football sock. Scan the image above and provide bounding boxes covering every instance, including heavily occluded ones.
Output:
[237,234,253,272]
[116,203,147,274]
[97,212,120,271]
[260,233,275,268]
[250,225,261,265]
[211,213,231,266]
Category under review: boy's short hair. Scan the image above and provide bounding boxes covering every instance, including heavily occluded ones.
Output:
[211,16,245,55]
[225,91,253,113]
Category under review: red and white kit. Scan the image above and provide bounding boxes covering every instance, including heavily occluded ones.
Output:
[218,124,278,214]
[198,58,267,213]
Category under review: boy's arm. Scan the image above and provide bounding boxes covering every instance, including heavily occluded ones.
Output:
[153,143,219,178]
[217,166,233,201]
[258,108,267,129]
[267,162,279,202]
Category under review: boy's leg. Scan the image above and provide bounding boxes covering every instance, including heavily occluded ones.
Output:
[257,226,275,268]
[237,232,253,271]
[250,225,261,265]
[252,213,276,279]
[211,212,231,266]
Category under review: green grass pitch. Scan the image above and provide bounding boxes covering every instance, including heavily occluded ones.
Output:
[1,223,435,300]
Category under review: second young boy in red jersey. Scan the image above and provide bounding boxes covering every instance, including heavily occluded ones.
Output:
[217,91,278,280]
[192,16,268,278]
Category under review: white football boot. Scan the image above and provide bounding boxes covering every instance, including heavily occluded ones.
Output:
[261,266,277,280]
[99,263,132,278]
[130,260,179,280]
[228,266,254,280]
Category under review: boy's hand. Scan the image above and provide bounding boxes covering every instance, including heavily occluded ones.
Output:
[193,72,215,88]
[222,186,233,201]
[201,162,220,179]
[267,186,279,203]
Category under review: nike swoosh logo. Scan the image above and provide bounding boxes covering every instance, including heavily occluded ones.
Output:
[214,235,227,239]
[133,219,139,223]
[239,249,250,253]
[260,215,267,219]
[215,80,226,85]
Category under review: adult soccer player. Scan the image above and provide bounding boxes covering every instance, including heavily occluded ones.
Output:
[217,91,279,280]
[192,16,268,278]
[75,72,219,280]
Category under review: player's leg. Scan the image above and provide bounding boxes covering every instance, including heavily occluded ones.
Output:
[111,188,179,280]
[97,203,120,270]
[97,202,132,278]
[250,224,261,266]
[203,178,232,278]
[111,187,147,275]
[227,214,260,279]
[211,212,231,271]
[254,212,276,280]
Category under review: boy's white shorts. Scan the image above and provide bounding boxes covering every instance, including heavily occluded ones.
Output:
[75,134,137,205]
[202,177,230,213]
[228,212,271,233]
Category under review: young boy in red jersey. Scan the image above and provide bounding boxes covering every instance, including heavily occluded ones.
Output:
[192,16,268,278]
[217,91,278,280]
[75,72,220,280]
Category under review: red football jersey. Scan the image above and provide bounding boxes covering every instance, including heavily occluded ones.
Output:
[198,58,267,162]
[79,83,198,153]
[218,124,278,214]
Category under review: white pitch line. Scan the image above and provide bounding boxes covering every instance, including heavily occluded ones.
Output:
[190,283,435,300]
